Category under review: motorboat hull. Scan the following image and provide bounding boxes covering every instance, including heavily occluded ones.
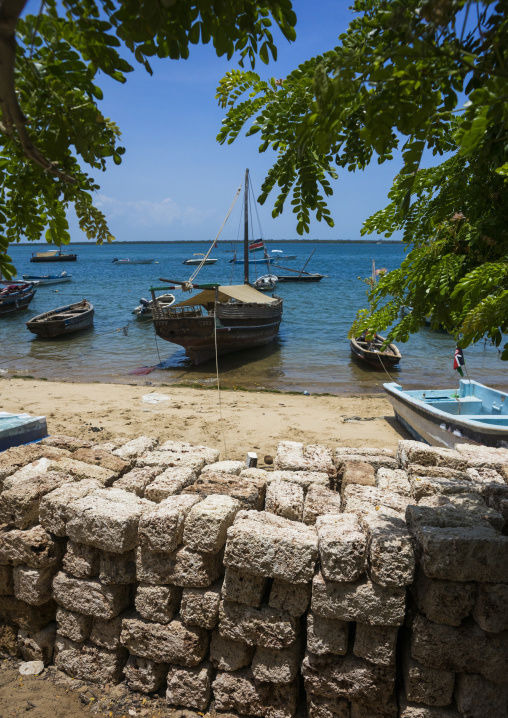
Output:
[30,253,77,262]
[0,289,36,315]
[276,274,323,283]
[384,380,508,448]
[22,274,71,285]
[0,412,47,451]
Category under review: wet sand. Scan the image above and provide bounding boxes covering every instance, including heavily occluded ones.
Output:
[0,378,409,459]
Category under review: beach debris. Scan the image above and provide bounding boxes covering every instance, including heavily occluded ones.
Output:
[246,452,258,468]
[141,392,171,404]
[264,455,273,465]
[129,366,156,375]
[19,660,44,676]
[303,391,310,395]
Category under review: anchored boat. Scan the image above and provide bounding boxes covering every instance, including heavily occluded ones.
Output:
[0,283,36,315]
[384,380,508,448]
[30,249,77,262]
[22,271,72,286]
[152,168,283,365]
[26,299,94,338]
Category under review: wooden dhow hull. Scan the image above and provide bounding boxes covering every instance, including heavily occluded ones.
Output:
[30,253,77,262]
[26,300,94,338]
[153,299,282,365]
[350,334,401,369]
[0,289,35,315]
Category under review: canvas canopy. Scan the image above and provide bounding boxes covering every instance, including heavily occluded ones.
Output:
[175,284,278,307]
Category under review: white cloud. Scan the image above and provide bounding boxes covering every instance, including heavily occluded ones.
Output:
[95,195,214,228]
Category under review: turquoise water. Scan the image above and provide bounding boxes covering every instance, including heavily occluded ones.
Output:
[1,241,505,394]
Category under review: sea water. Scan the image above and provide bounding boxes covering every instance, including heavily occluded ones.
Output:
[1,241,505,394]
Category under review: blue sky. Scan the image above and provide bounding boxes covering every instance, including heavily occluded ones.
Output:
[70,2,404,243]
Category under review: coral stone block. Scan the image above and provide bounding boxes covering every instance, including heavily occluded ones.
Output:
[222,568,267,607]
[120,615,209,666]
[52,572,130,619]
[306,611,348,656]
[213,667,299,718]
[316,514,367,582]
[0,525,62,568]
[124,654,167,693]
[54,636,127,683]
[63,541,100,579]
[303,485,342,525]
[180,581,222,629]
[135,583,181,624]
[138,494,199,553]
[13,565,55,606]
[38,479,103,536]
[166,660,213,710]
[183,494,241,553]
[218,600,298,649]
[265,480,304,522]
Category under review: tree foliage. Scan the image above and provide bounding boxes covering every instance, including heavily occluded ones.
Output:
[0,0,297,278]
[216,0,508,355]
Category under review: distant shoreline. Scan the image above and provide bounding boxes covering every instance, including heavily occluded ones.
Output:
[14,239,402,246]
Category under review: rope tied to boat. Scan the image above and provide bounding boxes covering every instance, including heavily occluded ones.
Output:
[181,281,194,293]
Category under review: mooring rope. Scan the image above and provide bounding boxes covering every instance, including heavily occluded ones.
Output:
[214,296,228,460]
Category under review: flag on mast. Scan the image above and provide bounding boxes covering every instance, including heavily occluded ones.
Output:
[454,347,465,377]
[249,240,264,252]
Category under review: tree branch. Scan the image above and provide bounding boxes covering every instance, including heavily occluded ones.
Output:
[0,0,76,183]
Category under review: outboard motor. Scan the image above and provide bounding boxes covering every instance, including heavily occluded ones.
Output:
[139,297,150,315]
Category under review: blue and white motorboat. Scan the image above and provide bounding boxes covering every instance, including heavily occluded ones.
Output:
[22,271,72,285]
[384,380,508,449]
[0,412,47,451]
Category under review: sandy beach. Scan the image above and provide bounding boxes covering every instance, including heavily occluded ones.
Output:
[1,378,408,458]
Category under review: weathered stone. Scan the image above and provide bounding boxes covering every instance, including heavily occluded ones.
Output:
[252,639,301,684]
[180,581,221,629]
[224,510,318,584]
[52,572,130,619]
[0,445,71,481]
[414,524,508,582]
[166,660,213,710]
[403,652,455,707]
[0,525,62,568]
[222,567,267,607]
[268,470,330,491]
[138,494,199,552]
[306,611,348,656]
[212,667,299,718]
[89,615,124,650]
[168,545,224,587]
[120,615,208,666]
[302,651,395,704]
[183,494,241,553]
[411,614,508,684]
[4,459,55,488]
[39,479,103,536]
[354,623,398,667]
[72,448,131,475]
[466,466,506,484]
[143,467,198,502]
[307,694,350,718]
[454,673,508,718]
[0,565,13,595]
[311,571,406,626]
[137,450,206,473]
[366,520,415,588]
[409,464,469,481]
[336,453,399,473]
[336,448,395,458]
[158,440,220,465]
[99,549,136,584]
[342,484,409,515]
[411,570,475,627]
[0,473,71,529]
[63,541,99,579]
[342,461,376,487]
[398,694,461,717]
[92,440,122,452]
[209,629,254,671]
[46,457,115,485]
[316,514,367,582]
[410,474,475,502]
[54,635,127,683]
[112,466,160,496]
[134,583,181,623]
[184,474,264,510]
[377,468,411,495]
[303,485,342,525]
[473,582,508,633]
[406,502,495,532]
[456,443,508,469]
[134,546,174,584]
[0,620,19,656]
[240,467,269,482]
[124,654,167,693]
[268,579,311,617]
[275,441,334,474]
[350,698,398,718]
[202,460,244,475]
[56,607,92,643]
[218,600,299,649]
[480,483,508,519]
[66,488,155,553]
[13,565,55,606]
[113,436,158,460]
[398,441,467,470]
[0,596,56,631]
[265,480,304,522]
[41,435,93,451]
[18,623,56,664]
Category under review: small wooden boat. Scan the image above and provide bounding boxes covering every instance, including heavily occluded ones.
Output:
[384,380,508,448]
[22,271,72,285]
[30,249,77,262]
[26,299,94,337]
[183,254,218,266]
[133,293,176,316]
[0,284,36,315]
[350,332,401,369]
[112,258,156,265]
[271,250,327,282]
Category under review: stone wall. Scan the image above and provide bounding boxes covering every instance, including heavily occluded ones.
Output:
[0,435,507,717]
